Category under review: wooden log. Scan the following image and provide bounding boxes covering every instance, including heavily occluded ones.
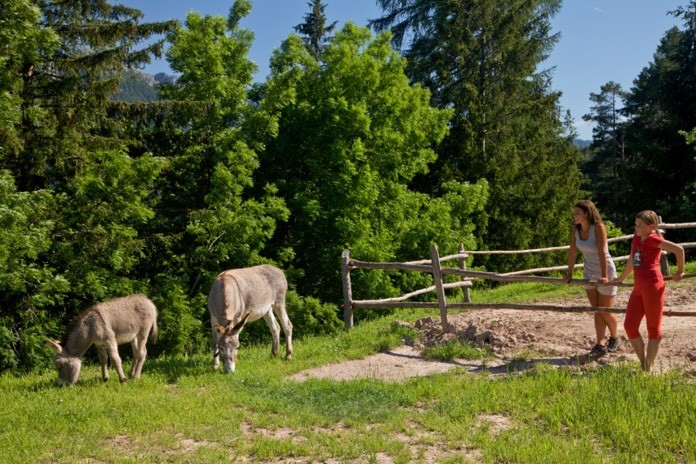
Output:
[390,252,470,266]
[664,273,696,281]
[459,244,472,303]
[430,245,448,326]
[342,250,354,328]
[660,222,696,229]
[350,300,696,316]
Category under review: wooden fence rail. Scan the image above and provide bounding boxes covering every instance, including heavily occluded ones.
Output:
[341,222,696,328]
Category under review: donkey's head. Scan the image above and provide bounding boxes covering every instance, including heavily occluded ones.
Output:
[214,313,251,374]
[44,340,82,386]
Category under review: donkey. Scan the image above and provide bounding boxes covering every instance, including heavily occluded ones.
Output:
[208,264,293,373]
[45,294,158,386]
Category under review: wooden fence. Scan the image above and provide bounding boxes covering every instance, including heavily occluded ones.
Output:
[341,222,696,328]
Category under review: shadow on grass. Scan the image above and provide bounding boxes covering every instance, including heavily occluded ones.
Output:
[146,355,212,383]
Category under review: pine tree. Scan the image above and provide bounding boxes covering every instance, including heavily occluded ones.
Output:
[581,81,628,223]
[10,0,176,192]
[0,0,176,370]
[371,0,581,270]
[293,0,338,59]
[621,2,696,227]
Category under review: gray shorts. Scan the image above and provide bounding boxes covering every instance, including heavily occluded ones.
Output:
[583,270,618,296]
[583,282,618,296]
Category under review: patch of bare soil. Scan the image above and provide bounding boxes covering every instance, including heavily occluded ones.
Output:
[290,283,696,382]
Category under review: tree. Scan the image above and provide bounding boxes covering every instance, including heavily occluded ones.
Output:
[0,0,58,163]
[621,2,696,228]
[581,81,628,223]
[7,0,175,192]
[0,0,177,371]
[293,0,338,60]
[148,1,289,352]
[371,0,582,271]
[258,23,488,304]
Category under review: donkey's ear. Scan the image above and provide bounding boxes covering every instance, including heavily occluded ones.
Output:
[214,323,226,334]
[228,312,251,336]
[44,339,62,354]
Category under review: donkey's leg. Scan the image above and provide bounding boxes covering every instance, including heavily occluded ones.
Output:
[273,301,293,360]
[96,345,110,382]
[105,339,127,383]
[130,334,148,379]
[211,322,221,370]
[262,310,281,357]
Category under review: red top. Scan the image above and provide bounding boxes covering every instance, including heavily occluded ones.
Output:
[631,233,665,285]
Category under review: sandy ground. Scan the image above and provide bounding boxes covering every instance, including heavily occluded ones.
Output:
[289,282,696,382]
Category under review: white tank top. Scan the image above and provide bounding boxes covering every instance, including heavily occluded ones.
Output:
[575,225,617,279]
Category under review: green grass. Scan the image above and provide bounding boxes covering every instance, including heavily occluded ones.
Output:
[2,271,695,463]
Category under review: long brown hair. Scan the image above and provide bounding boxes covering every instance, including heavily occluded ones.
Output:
[573,200,603,233]
[635,210,663,237]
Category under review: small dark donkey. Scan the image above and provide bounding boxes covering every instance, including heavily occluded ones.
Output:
[45,294,158,386]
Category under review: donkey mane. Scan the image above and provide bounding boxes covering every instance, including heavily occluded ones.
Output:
[61,306,100,345]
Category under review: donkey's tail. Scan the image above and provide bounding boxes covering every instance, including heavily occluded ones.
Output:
[150,318,159,344]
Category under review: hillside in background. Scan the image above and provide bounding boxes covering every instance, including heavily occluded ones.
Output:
[113,70,177,102]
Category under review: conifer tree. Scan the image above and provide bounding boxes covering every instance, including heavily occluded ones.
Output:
[581,81,628,223]
[620,2,696,226]
[293,0,338,59]
[11,0,175,192]
[0,0,175,370]
[371,0,581,270]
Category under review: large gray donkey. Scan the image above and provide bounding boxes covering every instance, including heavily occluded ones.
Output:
[45,294,158,386]
[208,265,293,373]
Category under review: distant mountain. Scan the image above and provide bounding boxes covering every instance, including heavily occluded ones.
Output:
[112,70,178,103]
[573,139,592,148]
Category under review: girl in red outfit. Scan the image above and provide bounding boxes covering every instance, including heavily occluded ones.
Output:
[611,211,685,373]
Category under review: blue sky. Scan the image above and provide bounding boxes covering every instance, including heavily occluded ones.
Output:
[119,0,686,140]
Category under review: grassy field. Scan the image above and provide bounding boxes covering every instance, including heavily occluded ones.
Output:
[1,269,695,463]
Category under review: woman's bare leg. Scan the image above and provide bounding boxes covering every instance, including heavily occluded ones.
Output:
[629,336,647,371]
[597,294,618,339]
[645,339,661,373]
[586,289,608,345]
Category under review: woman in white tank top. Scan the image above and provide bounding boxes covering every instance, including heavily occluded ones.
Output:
[563,200,619,357]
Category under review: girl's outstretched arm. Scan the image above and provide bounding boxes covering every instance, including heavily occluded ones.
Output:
[660,240,685,281]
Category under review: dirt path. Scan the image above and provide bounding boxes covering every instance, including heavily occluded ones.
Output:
[289,283,696,382]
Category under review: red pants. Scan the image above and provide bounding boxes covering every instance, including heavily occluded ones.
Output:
[623,281,665,340]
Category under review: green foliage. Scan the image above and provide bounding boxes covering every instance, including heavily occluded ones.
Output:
[618,3,696,230]
[150,275,207,357]
[157,3,288,280]
[54,150,163,297]
[285,291,343,338]
[293,0,338,59]
[581,81,629,224]
[259,23,487,304]
[372,0,582,272]
[1,0,695,376]
[0,171,65,370]
[0,0,59,160]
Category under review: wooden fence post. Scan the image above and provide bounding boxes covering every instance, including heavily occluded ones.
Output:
[658,217,670,275]
[342,250,354,328]
[430,244,448,326]
[458,243,471,303]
